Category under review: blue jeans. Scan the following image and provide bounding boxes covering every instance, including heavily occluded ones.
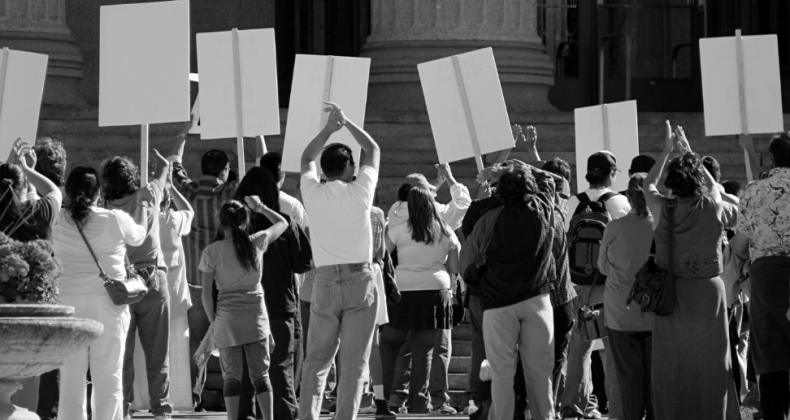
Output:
[298,263,378,420]
[380,325,440,413]
[123,270,172,416]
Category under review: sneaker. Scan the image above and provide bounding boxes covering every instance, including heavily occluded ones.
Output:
[560,407,584,419]
[359,405,377,414]
[375,399,398,419]
[431,403,457,414]
[583,409,602,419]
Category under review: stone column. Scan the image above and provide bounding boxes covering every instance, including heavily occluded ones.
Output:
[361,0,556,113]
[0,0,87,106]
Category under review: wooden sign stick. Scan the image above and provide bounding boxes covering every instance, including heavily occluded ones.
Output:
[735,29,754,182]
[321,56,335,128]
[0,49,8,123]
[232,28,246,177]
[452,56,484,172]
[602,104,611,151]
[140,123,149,186]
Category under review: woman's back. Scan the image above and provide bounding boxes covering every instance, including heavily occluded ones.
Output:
[655,195,723,278]
[389,221,458,291]
[54,208,142,296]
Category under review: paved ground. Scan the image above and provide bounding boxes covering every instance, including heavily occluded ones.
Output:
[132,412,611,419]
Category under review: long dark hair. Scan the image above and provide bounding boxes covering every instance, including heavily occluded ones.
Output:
[218,200,259,272]
[407,187,448,245]
[234,167,281,233]
[66,167,100,229]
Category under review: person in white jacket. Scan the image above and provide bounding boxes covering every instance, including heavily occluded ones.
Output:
[385,162,470,414]
[387,163,471,232]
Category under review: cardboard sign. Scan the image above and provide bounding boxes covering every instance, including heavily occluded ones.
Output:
[700,33,783,136]
[281,55,371,173]
[418,48,513,169]
[99,0,190,127]
[0,48,48,160]
[574,100,640,193]
[196,28,280,139]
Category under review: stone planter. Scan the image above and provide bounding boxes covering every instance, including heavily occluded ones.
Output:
[0,304,103,420]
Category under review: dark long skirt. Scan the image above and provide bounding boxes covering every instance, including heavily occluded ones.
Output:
[652,276,740,420]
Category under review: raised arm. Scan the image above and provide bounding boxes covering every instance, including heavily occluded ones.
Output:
[345,116,380,171]
[644,121,673,230]
[301,105,345,174]
[739,134,762,182]
[11,141,62,209]
[255,135,267,165]
[168,177,193,215]
[244,195,288,244]
[151,149,170,188]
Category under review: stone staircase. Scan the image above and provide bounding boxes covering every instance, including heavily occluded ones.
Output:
[37,107,787,410]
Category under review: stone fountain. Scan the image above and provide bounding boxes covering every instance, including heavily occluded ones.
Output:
[0,304,103,420]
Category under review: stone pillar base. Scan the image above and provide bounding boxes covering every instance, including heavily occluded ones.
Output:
[1,31,87,107]
[362,39,555,113]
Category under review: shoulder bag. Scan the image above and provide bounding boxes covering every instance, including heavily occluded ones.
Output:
[76,223,148,306]
[627,198,677,316]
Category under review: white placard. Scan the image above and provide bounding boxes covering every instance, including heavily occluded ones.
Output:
[0,48,48,160]
[196,28,280,139]
[99,0,190,127]
[281,55,370,173]
[418,48,513,166]
[700,34,783,136]
[574,100,640,193]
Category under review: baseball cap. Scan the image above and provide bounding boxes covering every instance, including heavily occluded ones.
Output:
[587,151,618,176]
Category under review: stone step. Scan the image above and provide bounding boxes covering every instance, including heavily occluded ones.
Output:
[449,356,470,374]
[451,341,471,358]
[449,373,468,391]
[451,323,472,341]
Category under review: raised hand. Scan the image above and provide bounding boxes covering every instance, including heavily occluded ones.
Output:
[323,102,346,132]
[525,125,538,149]
[11,139,36,170]
[662,120,675,154]
[511,124,524,141]
[674,126,692,154]
[436,163,455,184]
[244,195,264,210]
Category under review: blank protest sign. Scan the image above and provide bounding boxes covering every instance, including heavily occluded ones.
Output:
[700,34,783,136]
[196,28,280,139]
[0,49,48,160]
[418,48,513,166]
[281,55,370,173]
[574,100,640,193]
[99,0,190,127]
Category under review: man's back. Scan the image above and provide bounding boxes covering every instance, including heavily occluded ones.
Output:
[301,166,377,267]
[105,180,164,269]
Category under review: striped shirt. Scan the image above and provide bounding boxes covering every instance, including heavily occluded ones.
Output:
[170,155,236,286]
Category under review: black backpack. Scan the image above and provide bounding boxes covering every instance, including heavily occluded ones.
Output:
[567,192,618,286]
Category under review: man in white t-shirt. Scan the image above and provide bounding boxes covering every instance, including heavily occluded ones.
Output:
[560,151,630,420]
[298,102,381,420]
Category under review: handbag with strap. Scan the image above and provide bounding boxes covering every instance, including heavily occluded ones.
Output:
[627,198,677,316]
[576,271,609,341]
[76,223,148,306]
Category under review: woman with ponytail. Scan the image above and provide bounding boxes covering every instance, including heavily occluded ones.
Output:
[194,197,287,420]
[597,172,655,420]
[233,166,312,420]
[52,166,147,420]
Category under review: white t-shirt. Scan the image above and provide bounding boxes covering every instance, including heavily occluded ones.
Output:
[54,207,146,296]
[388,222,459,291]
[564,188,632,232]
[301,166,378,267]
[279,191,308,228]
